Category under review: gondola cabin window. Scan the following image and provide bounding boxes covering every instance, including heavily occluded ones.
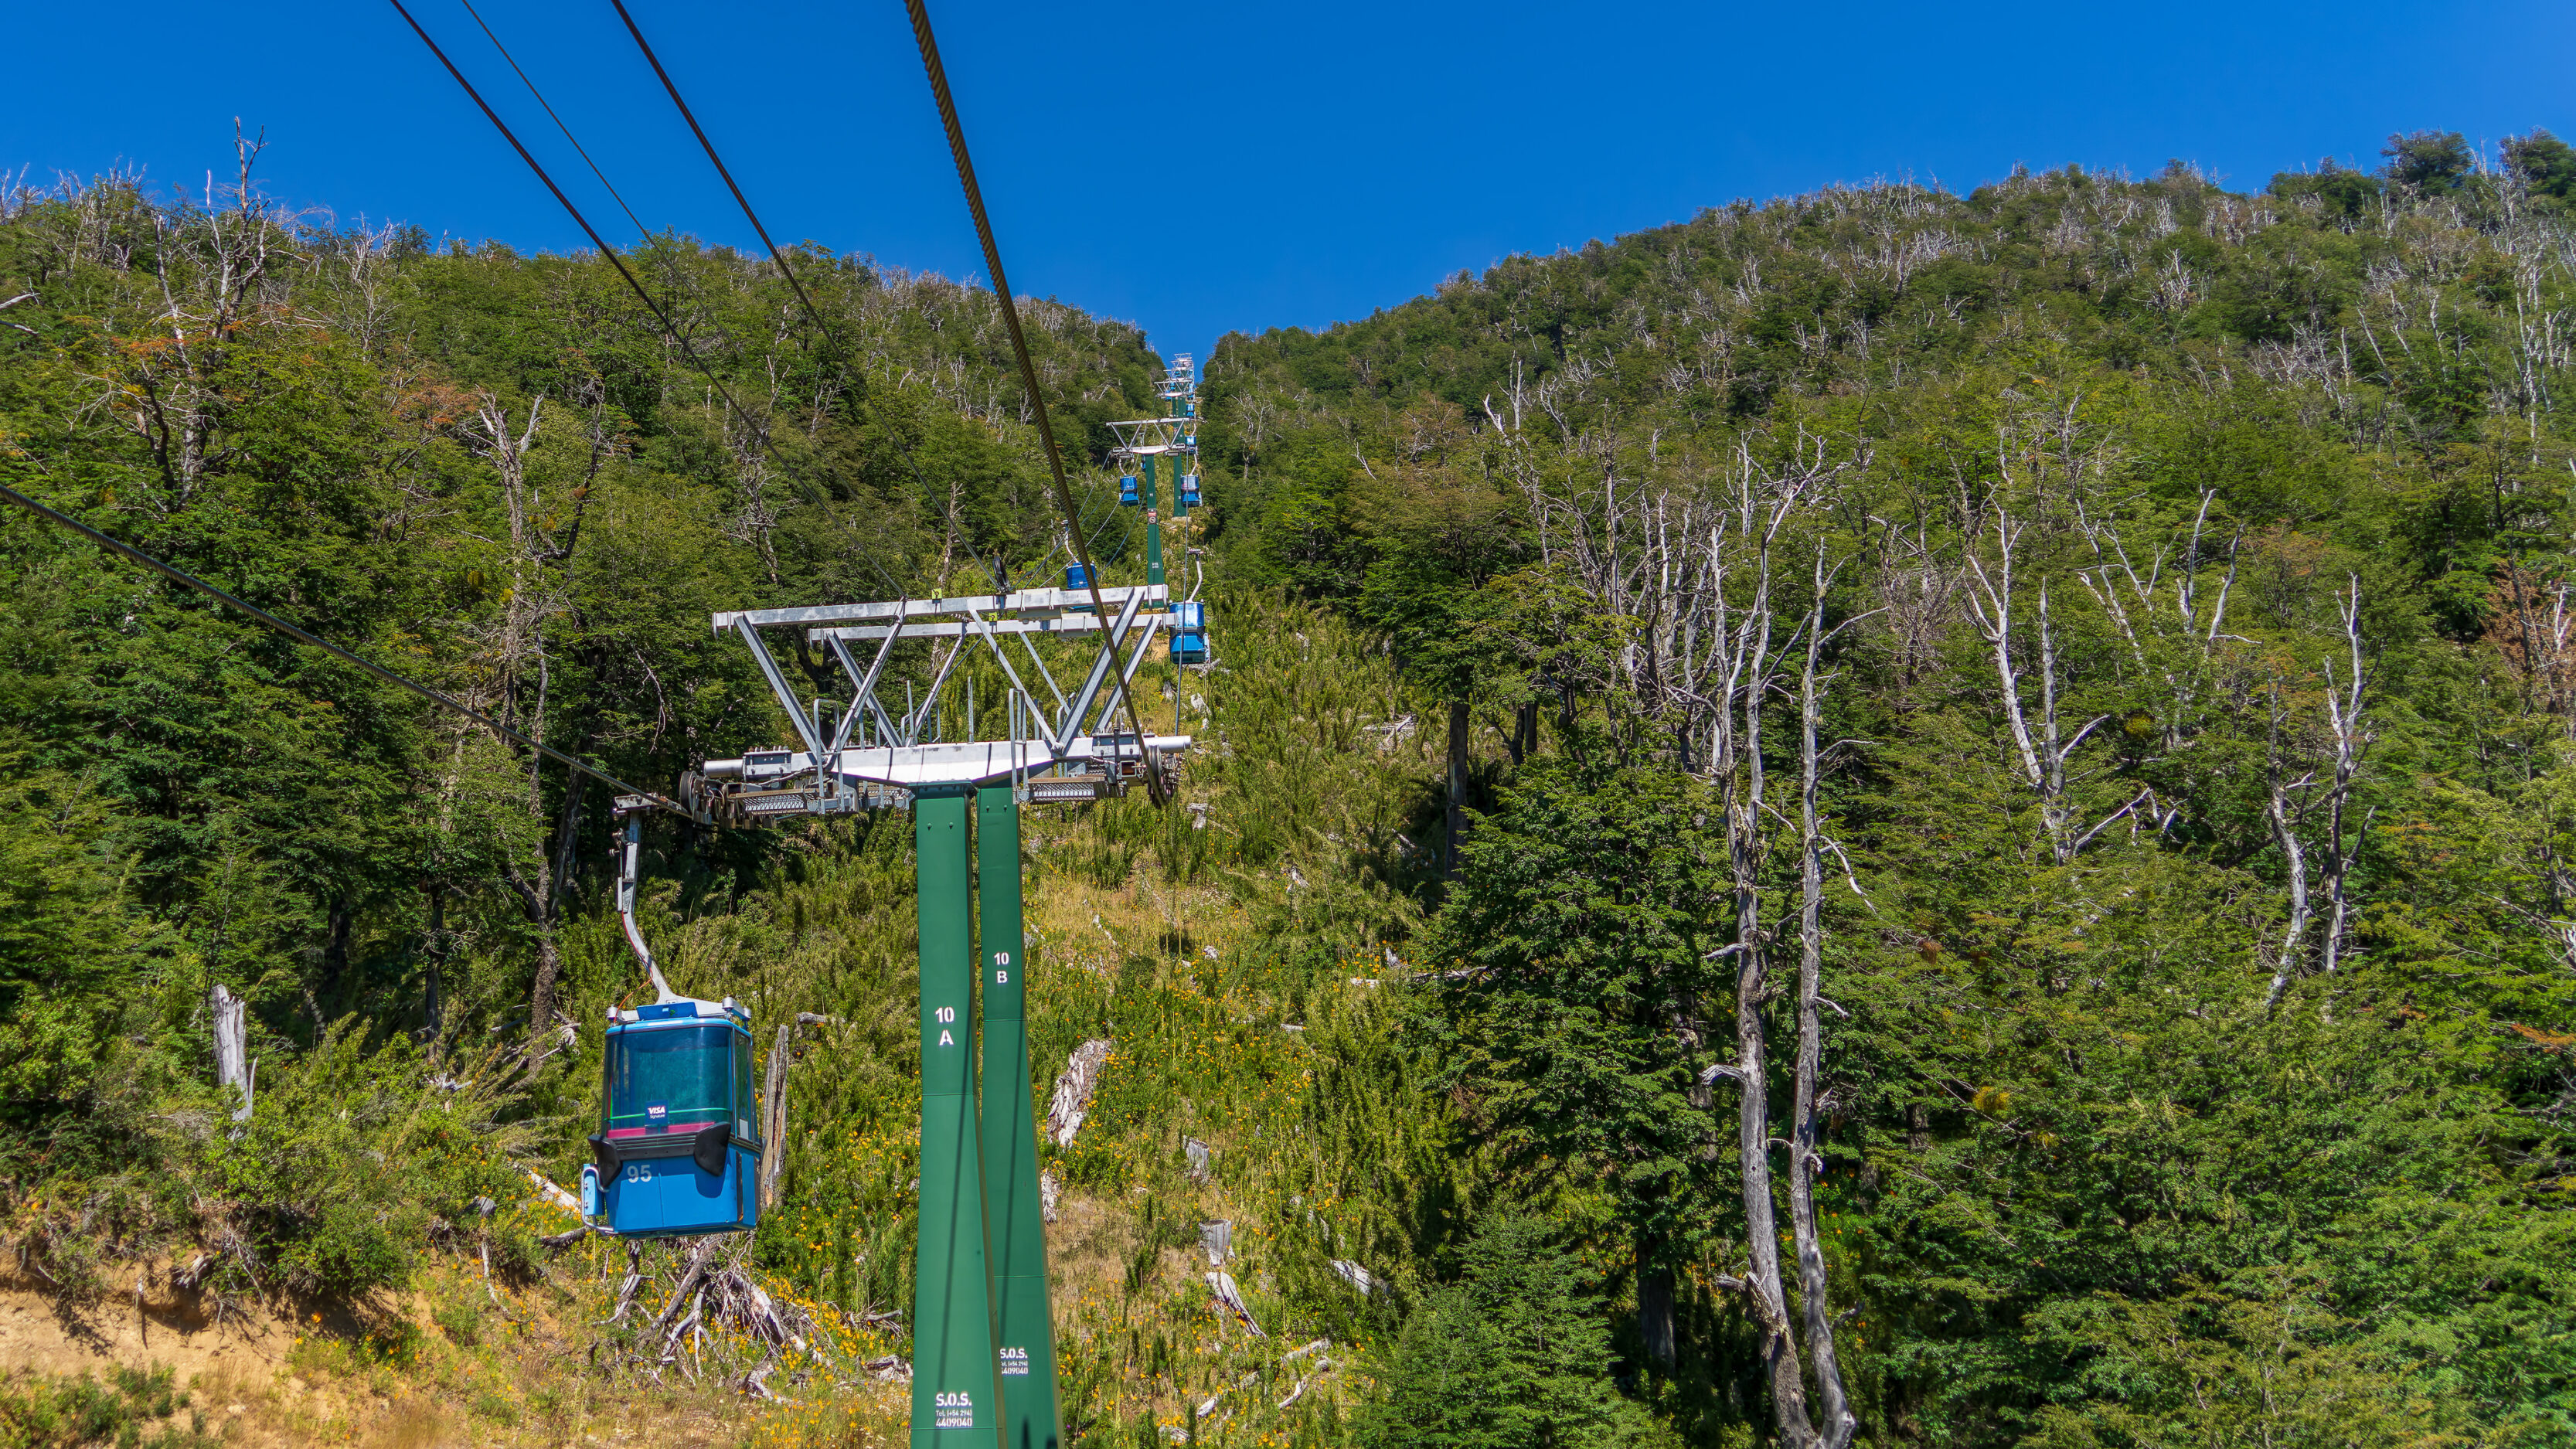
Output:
[604,1024,734,1138]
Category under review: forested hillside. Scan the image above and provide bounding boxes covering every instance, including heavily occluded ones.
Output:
[1192,131,2576,1446]
[1,126,2573,1449]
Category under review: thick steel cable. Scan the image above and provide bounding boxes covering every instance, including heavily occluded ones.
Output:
[899,0,1162,798]
[393,1,699,364]
[387,0,905,599]
[0,481,681,810]
[458,0,651,240]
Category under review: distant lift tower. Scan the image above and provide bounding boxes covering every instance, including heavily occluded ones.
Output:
[1148,354,1210,665]
[684,583,1189,1449]
[1157,353,1200,517]
[1106,416,1189,593]
[1108,355,1203,589]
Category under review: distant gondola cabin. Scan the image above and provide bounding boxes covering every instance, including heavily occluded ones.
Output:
[1171,599,1210,665]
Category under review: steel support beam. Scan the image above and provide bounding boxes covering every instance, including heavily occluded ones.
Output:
[1053,589,1147,754]
[716,584,1164,633]
[824,614,906,753]
[1087,607,1168,737]
[978,786,1060,1449]
[958,605,1043,730]
[1018,633,1069,719]
[910,787,1005,1447]
[824,634,907,749]
[907,634,970,745]
[1142,454,1164,590]
[730,620,829,764]
[810,615,1131,642]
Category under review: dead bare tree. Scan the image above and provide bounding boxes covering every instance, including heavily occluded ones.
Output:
[210,982,254,1129]
[2261,679,2316,1005]
[320,217,405,360]
[2488,563,2576,725]
[2316,580,2371,982]
[95,124,306,507]
[1783,550,1873,1449]
[721,407,785,584]
[1690,469,1864,1447]
[2264,578,2370,1006]
[1870,515,1962,709]
[2074,490,2243,753]
[1707,471,1810,1437]
[465,393,600,1041]
[1962,509,2153,863]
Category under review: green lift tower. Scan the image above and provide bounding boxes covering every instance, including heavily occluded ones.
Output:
[695,583,1190,1449]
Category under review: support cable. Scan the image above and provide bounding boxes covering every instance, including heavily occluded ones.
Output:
[602,0,968,568]
[386,0,905,599]
[0,481,680,811]
[606,0,827,328]
[900,0,1162,798]
[457,0,651,240]
[391,0,713,394]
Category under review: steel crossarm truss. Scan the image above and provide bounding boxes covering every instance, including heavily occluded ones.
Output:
[696,733,1193,791]
[1106,418,1193,455]
[711,584,1154,631]
[706,584,1188,797]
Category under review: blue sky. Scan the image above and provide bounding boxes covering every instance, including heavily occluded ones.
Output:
[10,1,2574,364]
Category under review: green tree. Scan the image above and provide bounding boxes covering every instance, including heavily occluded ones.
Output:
[2267,159,2384,223]
[1347,396,1533,871]
[1356,1215,1661,1449]
[2505,129,2576,203]
[2380,130,2473,189]
[2021,1274,2472,1449]
[1418,764,1729,1358]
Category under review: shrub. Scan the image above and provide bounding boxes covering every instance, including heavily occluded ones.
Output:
[0,1364,212,1449]
[432,1300,481,1347]
[277,1200,412,1299]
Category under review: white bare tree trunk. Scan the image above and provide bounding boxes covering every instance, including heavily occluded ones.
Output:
[1790,567,1858,1449]
[1706,473,1819,1447]
[210,983,254,1125]
[2318,580,2370,979]
[2264,682,2316,1009]
[761,1024,792,1210]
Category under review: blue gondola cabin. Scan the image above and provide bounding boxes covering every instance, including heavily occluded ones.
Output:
[1118,474,1140,507]
[1171,599,1210,665]
[580,996,762,1237]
